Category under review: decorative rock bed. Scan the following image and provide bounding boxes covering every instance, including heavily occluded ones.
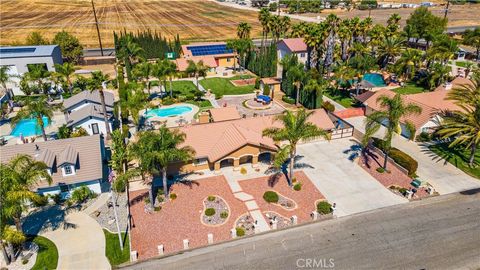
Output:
[274,193,297,210]
[201,195,230,226]
[263,211,292,229]
[5,241,38,270]
[91,192,129,232]
[235,213,256,236]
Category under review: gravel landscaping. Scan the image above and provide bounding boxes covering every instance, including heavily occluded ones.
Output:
[275,193,297,210]
[264,211,292,229]
[91,192,129,232]
[235,213,256,236]
[202,196,230,226]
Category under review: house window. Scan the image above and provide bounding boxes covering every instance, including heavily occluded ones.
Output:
[300,53,305,58]
[194,158,208,166]
[227,58,231,62]
[92,123,99,134]
[64,165,73,175]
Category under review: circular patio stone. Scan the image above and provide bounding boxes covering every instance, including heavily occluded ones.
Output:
[244,99,272,110]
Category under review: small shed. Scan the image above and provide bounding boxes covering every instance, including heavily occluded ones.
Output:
[260,77,282,99]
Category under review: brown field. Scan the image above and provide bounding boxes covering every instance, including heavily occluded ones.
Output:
[311,4,480,27]
[0,0,262,48]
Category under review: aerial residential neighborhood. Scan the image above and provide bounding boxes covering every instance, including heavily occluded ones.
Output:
[0,0,479,269]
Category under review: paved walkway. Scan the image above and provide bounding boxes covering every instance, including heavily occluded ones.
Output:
[297,139,407,217]
[23,201,111,270]
[348,116,480,194]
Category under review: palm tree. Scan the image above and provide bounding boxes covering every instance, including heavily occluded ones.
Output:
[290,22,308,38]
[258,8,271,49]
[0,66,12,97]
[117,34,144,80]
[54,62,76,94]
[462,27,480,61]
[395,48,423,80]
[130,128,195,204]
[87,71,112,139]
[324,14,340,75]
[237,22,252,39]
[263,109,330,185]
[303,79,326,108]
[164,60,178,98]
[0,155,51,259]
[436,74,480,166]
[185,60,208,91]
[377,35,405,68]
[334,62,355,90]
[426,63,451,90]
[287,63,305,106]
[338,22,352,61]
[12,96,54,141]
[386,13,402,36]
[25,64,50,94]
[125,86,148,130]
[133,61,153,94]
[364,94,422,169]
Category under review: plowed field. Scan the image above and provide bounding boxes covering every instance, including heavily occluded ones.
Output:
[0,0,262,47]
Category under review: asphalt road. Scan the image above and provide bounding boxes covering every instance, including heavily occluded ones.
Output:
[122,190,480,270]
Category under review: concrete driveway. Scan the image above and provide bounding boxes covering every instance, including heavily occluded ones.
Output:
[348,116,480,194]
[297,139,407,217]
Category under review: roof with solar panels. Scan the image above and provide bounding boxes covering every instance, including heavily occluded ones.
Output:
[181,42,236,58]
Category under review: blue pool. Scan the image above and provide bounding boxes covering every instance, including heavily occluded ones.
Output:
[145,106,193,118]
[363,73,386,87]
[10,116,50,137]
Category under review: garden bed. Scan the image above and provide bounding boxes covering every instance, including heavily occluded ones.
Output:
[263,211,292,229]
[234,213,256,236]
[230,78,256,86]
[273,192,297,210]
[201,195,230,226]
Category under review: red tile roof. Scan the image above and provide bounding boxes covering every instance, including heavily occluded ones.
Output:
[209,106,241,122]
[174,56,218,72]
[279,38,307,52]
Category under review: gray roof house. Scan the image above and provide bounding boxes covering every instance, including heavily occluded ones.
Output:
[0,135,108,196]
[63,90,115,113]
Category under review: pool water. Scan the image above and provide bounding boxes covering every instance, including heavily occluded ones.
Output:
[363,73,386,87]
[10,116,50,137]
[145,106,193,118]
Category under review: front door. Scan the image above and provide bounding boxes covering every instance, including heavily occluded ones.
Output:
[91,123,99,134]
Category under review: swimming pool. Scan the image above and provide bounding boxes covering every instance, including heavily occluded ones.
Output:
[10,116,50,137]
[145,105,193,118]
[363,73,386,87]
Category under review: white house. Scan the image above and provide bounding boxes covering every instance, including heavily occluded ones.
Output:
[63,90,114,113]
[66,104,113,136]
[0,45,63,96]
[276,38,308,77]
[0,135,108,198]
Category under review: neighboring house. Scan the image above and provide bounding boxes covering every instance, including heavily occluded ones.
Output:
[170,109,335,173]
[63,90,114,113]
[260,77,282,99]
[66,104,113,136]
[208,106,242,122]
[180,42,237,71]
[174,56,219,76]
[356,77,470,139]
[456,45,478,61]
[0,135,108,197]
[276,38,308,77]
[0,45,63,95]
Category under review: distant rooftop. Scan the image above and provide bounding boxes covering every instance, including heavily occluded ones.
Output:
[182,42,235,58]
[0,45,60,59]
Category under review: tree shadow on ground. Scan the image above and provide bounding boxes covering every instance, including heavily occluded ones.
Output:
[22,205,76,235]
[264,155,314,187]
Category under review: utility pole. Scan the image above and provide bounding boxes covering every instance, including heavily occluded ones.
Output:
[444,0,450,19]
[91,0,104,56]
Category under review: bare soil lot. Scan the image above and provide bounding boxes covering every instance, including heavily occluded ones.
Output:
[0,0,262,47]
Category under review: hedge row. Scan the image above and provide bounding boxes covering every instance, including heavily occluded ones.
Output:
[282,95,295,104]
[371,137,418,177]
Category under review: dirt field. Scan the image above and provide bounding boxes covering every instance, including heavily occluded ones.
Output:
[0,0,262,48]
[312,4,480,27]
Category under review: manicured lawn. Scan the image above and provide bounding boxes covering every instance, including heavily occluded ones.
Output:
[429,143,480,180]
[170,81,198,97]
[104,229,130,266]
[393,82,428,95]
[324,89,354,108]
[454,61,469,68]
[30,235,58,270]
[200,77,255,97]
[186,99,213,108]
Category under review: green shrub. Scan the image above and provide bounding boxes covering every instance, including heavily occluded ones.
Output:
[236,227,245,237]
[254,77,260,89]
[263,84,270,96]
[322,101,335,112]
[220,211,228,219]
[205,208,215,216]
[154,206,162,212]
[416,132,432,142]
[22,259,29,265]
[144,196,150,205]
[70,186,93,204]
[240,167,247,175]
[50,194,62,204]
[376,167,385,173]
[293,183,302,191]
[399,188,408,194]
[207,195,216,202]
[170,193,177,200]
[389,149,418,177]
[282,95,295,104]
[162,97,175,105]
[32,195,49,207]
[317,201,332,214]
[157,193,164,203]
[263,191,279,203]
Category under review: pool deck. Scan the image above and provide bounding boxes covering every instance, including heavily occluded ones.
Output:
[143,103,199,128]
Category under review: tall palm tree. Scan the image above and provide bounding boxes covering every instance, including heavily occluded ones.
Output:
[237,22,252,39]
[365,94,422,169]
[125,86,148,130]
[164,60,178,98]
[133,61,153,94]
[0,66,12,97]
[25,64,50,94]
[258,8,271,49]
[287,63,305,106]
[87,71,111,139]
[117,34,144,81]
[395,48,423,80]
[54,62,76,94]
[427,63,451,90]
[436,74,480,166]
[386,13,402,36]
[377,35,405,68]
[12,96,54,141]
[0,154,52,233]
[338,22,352,61]
[290,22,308,38]
[303,79,326,108]
[324,14,340,75]
[334,62,355,90]
[130,128,195,204]
[263,109,329,185]
[185,60,208,91]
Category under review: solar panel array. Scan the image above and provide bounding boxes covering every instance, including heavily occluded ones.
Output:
[187,44,233,56]
[0,48,36,54]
